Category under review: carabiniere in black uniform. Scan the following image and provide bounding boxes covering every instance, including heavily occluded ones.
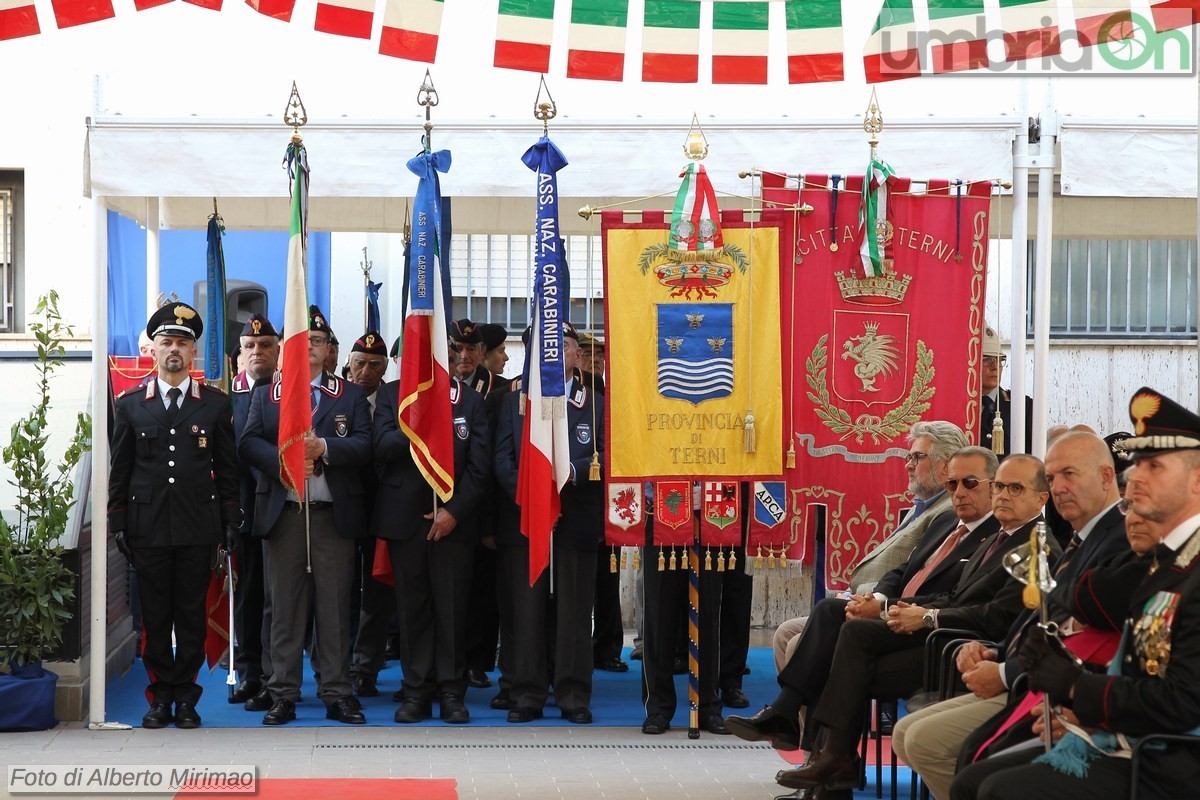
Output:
[108,302,240,730]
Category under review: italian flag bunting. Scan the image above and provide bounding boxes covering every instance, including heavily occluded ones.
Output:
[567,0,627,81]
[495,0,555,73]
[712,0,769,84]
[928,0,989,74]
[246,0,295,22]
[315,0,373,39]
[864,0,921,83]
[1149,0,1199,32]
[859,157,896,278]
[380,0,444,61]
[784,0,844,83]
[0,0,39,39]
[670,163,723,254]
[1074,1,1133,47]
[999,0,1061,62]
[50,0,113,27]
[642,0,700,82]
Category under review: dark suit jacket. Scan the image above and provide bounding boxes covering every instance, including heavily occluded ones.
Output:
[231,371,272,535]
[493,375,604,552]
[239,372,372,539]
[925,517,1060,641]
[981,388,1035,456]
[1069,528,1200,798]
[874,510,997,602]
[108,378,240,545]
[371,378,489,541]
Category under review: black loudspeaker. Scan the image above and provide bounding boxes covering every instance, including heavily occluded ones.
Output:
[193,279,269,358]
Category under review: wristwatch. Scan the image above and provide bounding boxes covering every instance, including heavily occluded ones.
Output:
[922,610,936,630]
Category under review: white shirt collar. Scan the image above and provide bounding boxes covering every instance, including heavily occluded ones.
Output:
[1073,500,1120,542]
[962,511,994,532]
[157,375,191,400]
[1162,511,1200,552]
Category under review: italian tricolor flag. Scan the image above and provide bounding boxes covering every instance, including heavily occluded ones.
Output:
[641,0,699,83]
[279,142,311,501]
[245,0,295,22]
[1149,0,1199,31]
[567,0,627,81]
[50,0,113,27]
[0,0,39,38]
[785,0,844,84]
[864,0,921,83]
[999,0,1061,62]
[928,0,988,74]
[1074,1,1133,47]
[315,0,373,39]
[380,0,444,61]
[495,0,554,73]
[712,1,769,84]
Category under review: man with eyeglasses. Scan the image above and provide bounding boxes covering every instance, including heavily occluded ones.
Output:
[240,305,374,726]
[894,431,1130,800]
[949,387,1200,800]
[981,324,1034,456]
[773,453,1058,794]
[729,441,991,754]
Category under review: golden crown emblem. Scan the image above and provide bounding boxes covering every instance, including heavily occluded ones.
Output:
[835,261,912,306]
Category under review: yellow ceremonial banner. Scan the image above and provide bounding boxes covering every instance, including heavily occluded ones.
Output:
[602,210,783,479]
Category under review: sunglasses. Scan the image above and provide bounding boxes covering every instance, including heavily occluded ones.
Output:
[946,477,990,492]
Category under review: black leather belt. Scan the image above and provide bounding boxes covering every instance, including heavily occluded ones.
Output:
[284,500,333,510]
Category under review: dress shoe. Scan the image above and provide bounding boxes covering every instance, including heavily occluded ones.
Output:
[439,693,469,724]
[673,656,688,675]
[392,689,406,703]
[466,668,493,689]
[725,706,801,750]
[594,657,629,672]
[353,674,379,698]
[775,751,860,791]
[244,687,273,712]
[641,713,670,734]
[561,707,593,724]
[174,702,202,729]
[506,707,543,723]
[394,697,432,724]
[629,644,643,660]
[262,698,296,726]
[142,703,172,729]
[490,689,514,710]
[722,687,750,709]
[229,680,262,704]
[326,696,366,725]
[700,714,730,735]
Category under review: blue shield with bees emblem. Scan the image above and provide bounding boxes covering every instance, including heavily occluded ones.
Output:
[657,303,734,405]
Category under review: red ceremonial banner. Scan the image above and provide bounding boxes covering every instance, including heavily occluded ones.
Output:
[109,356,205,397]
[605,481,647,547]
[766,171,990,590]
[698,481,741,547]
[653,480,695,547]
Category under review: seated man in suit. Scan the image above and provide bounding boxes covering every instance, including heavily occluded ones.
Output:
[893,430,1130,800]
[774,453,1058,794]
[953,387,1200,800]
[729,444,1000,751]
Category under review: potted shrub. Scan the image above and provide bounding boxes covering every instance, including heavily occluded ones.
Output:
[0,291,91,731]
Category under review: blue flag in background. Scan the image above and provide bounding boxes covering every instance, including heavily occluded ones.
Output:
[367,280,383,334]
[204,214,229,390]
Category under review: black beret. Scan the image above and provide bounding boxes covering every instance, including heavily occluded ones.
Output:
[239,314,279,338]
[450,318,482,345]
[309,305,332,336]
[477,323,508,351]
[351,331,387,357]
[520,321,579,347]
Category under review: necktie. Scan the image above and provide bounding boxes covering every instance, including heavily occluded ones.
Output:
[902,523,969,597]
[166,387,182,421]
[979,530,1011,565]
[311,387,320,413]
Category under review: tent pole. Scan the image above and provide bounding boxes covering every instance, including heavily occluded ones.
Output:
[1031,82,1057,460]
[1010,83,1030,455]
[146,198,160,316]
[89,196,110,727]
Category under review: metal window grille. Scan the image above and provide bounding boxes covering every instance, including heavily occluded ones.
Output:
[1027,239,1196,337]
[448,232,605,332]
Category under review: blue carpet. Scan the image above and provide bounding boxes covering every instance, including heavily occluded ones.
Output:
[106,646,783,728]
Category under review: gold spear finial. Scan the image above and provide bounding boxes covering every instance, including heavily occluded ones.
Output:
[534,75,557,136]
[284,81,308,142]
[417,69,439,150]
[864,87,884,158]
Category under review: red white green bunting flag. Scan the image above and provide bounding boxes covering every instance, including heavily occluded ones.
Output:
[642,0,700,82]
[1074,1,1133,47]
[380,0,444,61]
[859,157,896,277]
[246,0,295,22]
[928,0,988,74]
[864,0,921,83]
[999,0,1061,62]
[315,0,373,39]
[784,0,843,83]
[567,0,627,81]
[712,0,769,85]
[670,162,723,254]
[50,0,113,27]
[495,0,554,73]
[0,0,39,38]
[1149,0,1198,32]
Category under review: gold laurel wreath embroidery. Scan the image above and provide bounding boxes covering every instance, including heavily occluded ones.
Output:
[806,334,935,444]
[637,243,749,274]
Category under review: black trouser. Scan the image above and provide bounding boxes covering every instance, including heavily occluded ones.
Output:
[592,542,625,663]
[134,544,215,706]
[233,531,266,684]
[718,546,752,693]
[351,537,395,680]
[465,541,500,673]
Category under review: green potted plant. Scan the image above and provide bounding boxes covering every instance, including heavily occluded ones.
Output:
[0,291,91,731]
